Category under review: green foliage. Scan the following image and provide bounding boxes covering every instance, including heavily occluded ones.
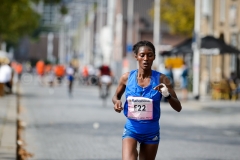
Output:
[32,0,61,4]
[0,0,40,44]
[60,5,68,15]
[149,0,195,36]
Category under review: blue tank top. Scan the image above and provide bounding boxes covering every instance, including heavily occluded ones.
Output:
[124,69,162,134]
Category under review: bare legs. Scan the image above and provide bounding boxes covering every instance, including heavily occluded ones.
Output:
[139,143,159,160]
[122,138,159,160]
[68,80,73,96]
[122,138,138,160]
[182,88,188,101]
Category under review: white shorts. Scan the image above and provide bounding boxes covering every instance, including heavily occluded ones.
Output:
[100,75,112,84]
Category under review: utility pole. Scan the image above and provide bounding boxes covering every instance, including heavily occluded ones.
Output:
[113,0,123,80]
[58,20,65,64]
[192,0,201,100]
[107,0,115,65]
[153,0,161,71]
[126,0,135,71]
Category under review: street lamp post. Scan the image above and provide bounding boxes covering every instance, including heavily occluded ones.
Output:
[192,0,201,100]
[153,0,161,71]
[58,21,65,64]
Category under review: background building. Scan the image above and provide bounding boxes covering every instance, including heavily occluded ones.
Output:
[200,0,240,95]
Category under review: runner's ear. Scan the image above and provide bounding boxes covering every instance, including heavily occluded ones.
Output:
[134,54,138,60]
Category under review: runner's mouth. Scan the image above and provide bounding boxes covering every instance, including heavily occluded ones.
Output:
[143,63,149,66]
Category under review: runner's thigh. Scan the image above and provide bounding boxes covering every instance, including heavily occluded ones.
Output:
[139,143,159,160]
[122,138,138,160]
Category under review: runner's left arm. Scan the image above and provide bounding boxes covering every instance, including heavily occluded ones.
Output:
[154,74,182,112]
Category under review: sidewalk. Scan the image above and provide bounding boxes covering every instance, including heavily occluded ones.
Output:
[177,90,240,108]
[0,93,16,160]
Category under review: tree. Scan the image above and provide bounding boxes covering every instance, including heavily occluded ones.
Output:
[149,0,195,36]
[32,0,68,15]
[0,0,40,45]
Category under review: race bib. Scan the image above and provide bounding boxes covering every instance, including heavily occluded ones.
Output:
[127,96,153,120]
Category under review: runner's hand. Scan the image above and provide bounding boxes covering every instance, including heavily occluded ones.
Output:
[153,83,170,97]
[114,100,123,113]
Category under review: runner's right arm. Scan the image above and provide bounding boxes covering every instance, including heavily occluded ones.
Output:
[112,72,129,113]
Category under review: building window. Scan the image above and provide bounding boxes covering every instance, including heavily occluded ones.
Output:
[229,5,237,27]
[202,0,212,16]
[230,34,237,71]
[42,4,60,26]
[231,33,238,47]
[231,54,236,71]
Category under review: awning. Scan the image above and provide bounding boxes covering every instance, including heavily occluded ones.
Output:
[161,35,240,56]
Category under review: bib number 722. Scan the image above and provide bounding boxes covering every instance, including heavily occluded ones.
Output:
[134,105,146,111]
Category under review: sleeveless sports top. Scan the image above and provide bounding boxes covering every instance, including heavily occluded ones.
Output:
[124,69,162,134]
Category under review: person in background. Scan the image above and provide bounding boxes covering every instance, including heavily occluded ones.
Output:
[15,62,23,82]
[36,60,45,85]
[81,65,89,85]
[112,40,182,160]
[163,65,174,102]
[66,63,75,97]
[181,62,189,101]
[98,63,113,97]
[54,64,65,85]
[87,64,99,86]
[229,71,238,85]
[0,58,13,95]
[46,64,55,87]
[229,72,240,97]
[168,65,174,88]
[25,61,32,73]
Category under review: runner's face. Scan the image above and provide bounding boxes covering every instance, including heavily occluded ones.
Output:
[135,46,155,70]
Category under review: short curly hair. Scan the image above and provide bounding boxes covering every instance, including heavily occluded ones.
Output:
[132,40,155,55]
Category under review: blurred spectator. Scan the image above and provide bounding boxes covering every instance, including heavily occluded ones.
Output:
[15,62,23,82]
[162,65,174,102]
[46,64,54,87]
[220,75,232,100]
[98,64,113,97]
[81,65,89,84]
[36,60,45,76]
[98,64,112,77]
[181,62,188,101]
[36,60,45,85]
[87,64,96,76]
[229,71,238,84]
[163,65,174,88]
[66,63,75,97]
[54,64,65,84]
[228,72,240,100]
[45,64,52,74]
[25,61,32,73]
[0,58,13,95]
[87,64,98,85]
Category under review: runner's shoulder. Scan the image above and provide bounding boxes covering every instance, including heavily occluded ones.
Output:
[120,72,130,84]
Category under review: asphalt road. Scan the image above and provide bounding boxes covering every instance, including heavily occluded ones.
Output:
[19,75,240,160]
